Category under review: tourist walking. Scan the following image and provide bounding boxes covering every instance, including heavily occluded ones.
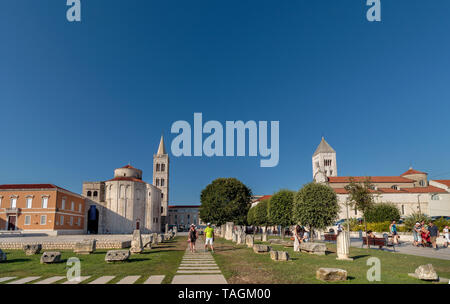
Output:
[443,225,449,248]
[389,220,399,244]
[188,224,198,253]
[204,223,215,253]
[413,222,422,247]
[428,221,439,250]
[293,225,303,251]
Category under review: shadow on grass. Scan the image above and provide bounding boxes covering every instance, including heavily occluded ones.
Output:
[5,258,30,263]
[351,254,370,260]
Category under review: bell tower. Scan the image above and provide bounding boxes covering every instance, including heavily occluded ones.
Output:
[312,137,337,182]
[153,135,169,228]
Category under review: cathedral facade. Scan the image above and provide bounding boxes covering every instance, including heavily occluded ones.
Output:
[82,136,169,234]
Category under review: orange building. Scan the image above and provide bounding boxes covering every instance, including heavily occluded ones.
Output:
[0,184,86,235]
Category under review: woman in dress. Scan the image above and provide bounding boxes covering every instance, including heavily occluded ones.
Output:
[188,224,198,253]
[294,225,303,251]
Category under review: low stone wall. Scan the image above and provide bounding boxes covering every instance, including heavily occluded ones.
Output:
[0,240,131,250]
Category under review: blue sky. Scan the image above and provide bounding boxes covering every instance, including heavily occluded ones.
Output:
[1,1,450,204]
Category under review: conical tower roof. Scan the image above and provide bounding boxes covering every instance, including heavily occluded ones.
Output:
[157,135,167,155]
[313,137,335,156]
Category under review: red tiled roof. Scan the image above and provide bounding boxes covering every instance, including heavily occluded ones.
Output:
[107,177,145,183]
[328,176,414,183]
[0,184,83,198]
[401,168,427,176]
[333,186,446,194]
[253,195,272,203]
[169,205,200,209]
[121,165,137,169]
[433,180,450,187]
[0,184,58,190]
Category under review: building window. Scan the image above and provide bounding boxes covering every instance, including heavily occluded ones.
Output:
[77,217,81,226]
[24,215,31,225]
[161,206,164,214]
[431,194,440,201]
[70,216,73,226]
[391,185,398,190]
[324,159,332,166]
[71,201,75,211]
[161,193,164,199]
[60,215,64,225]
[26,197,33,209]
[42,197,48,208]
[419,180,425,187]
[148,192,151,197]
[161,164,165,172]
[156,164,160,171]
[329,170,333,176]
[78,204,82,212]
[10,197,17,208]
[87,191,92,197]
[156,179,160,186]
[40,215,47,225]
[93,191,98,197]
[161,179,165,186]
[61,198,66,210]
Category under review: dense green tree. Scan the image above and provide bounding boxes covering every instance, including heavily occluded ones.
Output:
[268,190,295,237]
[365,202,400,223]
[200,177,252,226]
[293,183,339,240]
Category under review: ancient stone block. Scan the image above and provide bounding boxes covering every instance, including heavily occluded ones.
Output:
[316,268,347,281]
[262,232,268,242]
[270,250,278,260]
[277,251,290,261]
[157,234,164,243]
[253,244,271,253]
[152,233,158,245]
[40,252,62,264]
[130,229,143,254]
[23,244,42,255]
[105,250,130,263]
[74,240,96,254]
[299,242,327,255]
[414,264,439,281]
[246,235,254,248]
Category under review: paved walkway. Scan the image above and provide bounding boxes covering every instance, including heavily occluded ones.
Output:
[171,237,227,284]
[0,275,165,284]
[350,238,450,260]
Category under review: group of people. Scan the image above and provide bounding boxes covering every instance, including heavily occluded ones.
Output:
[412,221,449,250]
[293,225,310,251]
[187,222,215,253]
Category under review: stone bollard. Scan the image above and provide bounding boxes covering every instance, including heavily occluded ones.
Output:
[130,229,144,254]
[246,235,254,248]
[74,239,96,254]
[336,231,353,261]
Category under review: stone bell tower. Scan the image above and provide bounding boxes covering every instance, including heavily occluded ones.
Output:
[312,137,337,182]
[153,135,169,229]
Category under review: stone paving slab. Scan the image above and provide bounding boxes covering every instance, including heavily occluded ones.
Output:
[179,267,220,270]
[116,276,141,284]
[34,276,66,284]
[88,276,116,284]
[177,270,222,274]
[0,277,17,283]
[143,275,165,284]
[8,276,41,284]
[172,275,227,284]
[62,276,91,284]
[181,264,218,267]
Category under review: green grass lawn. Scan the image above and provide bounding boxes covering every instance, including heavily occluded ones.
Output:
[213,238,450,284]
[0,237,186,284]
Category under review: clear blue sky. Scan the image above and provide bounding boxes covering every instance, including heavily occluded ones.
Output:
[1,1,450,204]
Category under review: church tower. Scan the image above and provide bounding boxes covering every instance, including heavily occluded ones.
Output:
[312,137,337,182]
[153,135,169,229]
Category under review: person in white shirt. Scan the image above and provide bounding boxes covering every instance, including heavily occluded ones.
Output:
[443,225,449,248]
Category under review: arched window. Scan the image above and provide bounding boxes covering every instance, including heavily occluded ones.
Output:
[161,193,164,199]
[419,180,425,187]
[391,185,398,190]
[87,191,92,197]
[156,164,160,171]
[161,206,164,213]
[161,179,165,187]
[149,192,151,197]
[93,191,98,197]
[156,178,160,186]
[161,164,165,171]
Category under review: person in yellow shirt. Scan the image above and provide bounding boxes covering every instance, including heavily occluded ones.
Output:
[204,223,215,253]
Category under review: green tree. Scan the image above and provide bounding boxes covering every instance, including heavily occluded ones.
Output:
[268,190,295,237]
[247,199,270,234]
[200,177,252,226]
[293,183,339,241]
[404,212,432,231]
[344,177,375,246]
[365,202,401,223]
